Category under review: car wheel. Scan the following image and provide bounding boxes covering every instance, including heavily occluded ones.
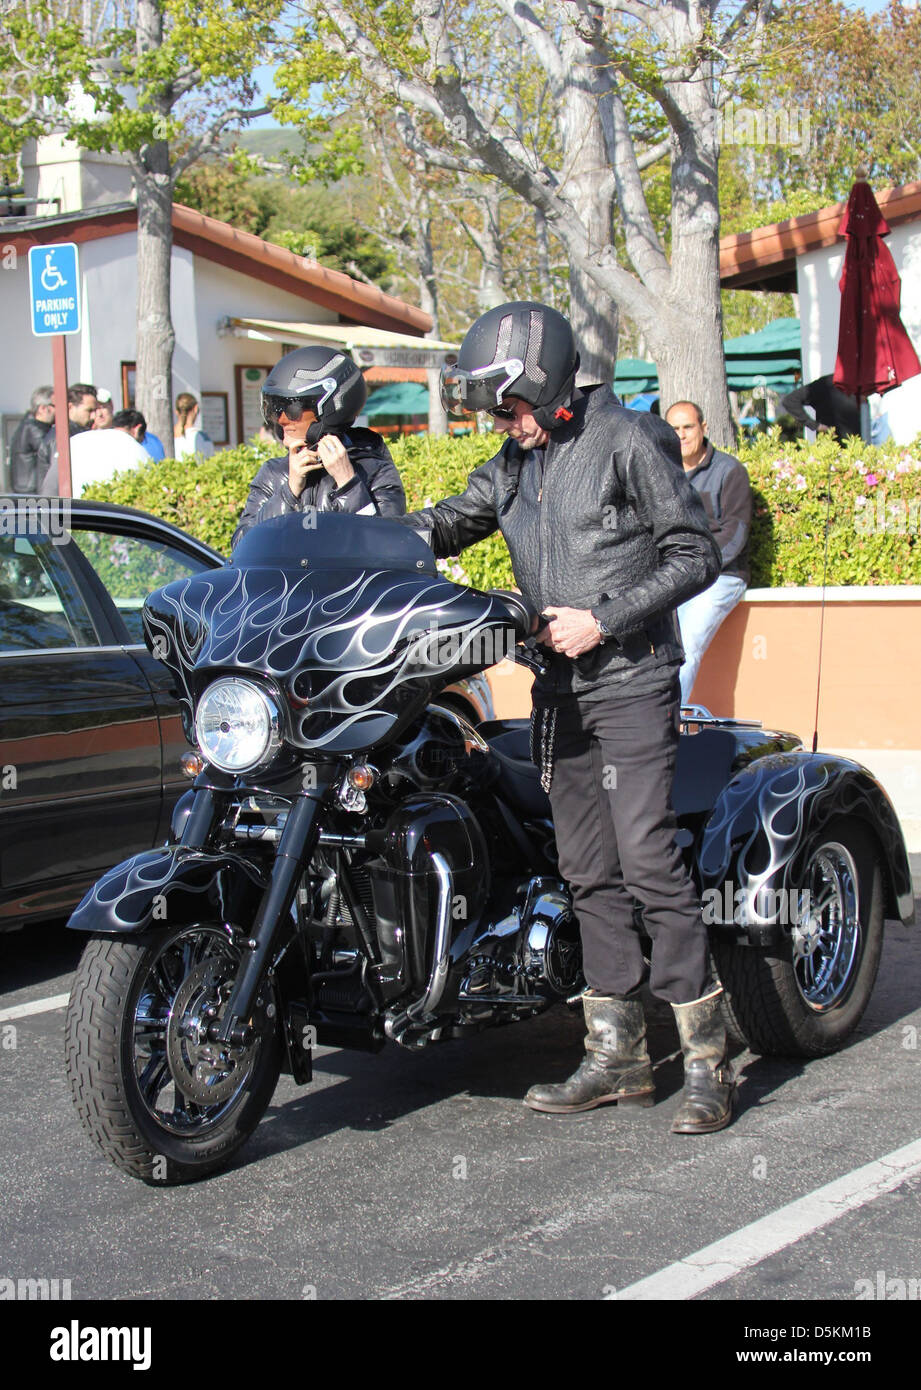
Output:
[711,817,885,1057]
[65,924,281,1184]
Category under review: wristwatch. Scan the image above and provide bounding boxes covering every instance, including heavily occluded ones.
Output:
[594,615,612,643]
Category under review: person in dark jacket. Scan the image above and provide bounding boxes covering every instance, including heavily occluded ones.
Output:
[232,346,405,547]
[402,301,734,1134]
[36,383,98,494]
[780,374,861,443]
[665,400,751,704]
[8,386,55,492]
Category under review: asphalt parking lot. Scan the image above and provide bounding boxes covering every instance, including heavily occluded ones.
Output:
[2,900,920,1340]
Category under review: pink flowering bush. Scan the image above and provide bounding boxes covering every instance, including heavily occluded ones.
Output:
[88,426,921,590]
[742,431,921,585]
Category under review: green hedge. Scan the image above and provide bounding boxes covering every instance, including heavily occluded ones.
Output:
[88,427,921,588]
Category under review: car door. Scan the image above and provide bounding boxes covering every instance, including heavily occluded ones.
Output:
[0,529,165,926]
[64,515,220,845]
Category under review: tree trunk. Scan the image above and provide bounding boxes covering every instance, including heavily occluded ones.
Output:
[557,22,618,387]
[653,76,734,446]
[135,153,175,455]
[534,206,553,306]
[134,0,175,456]
[416,195,447,437]
[476,184,506,312]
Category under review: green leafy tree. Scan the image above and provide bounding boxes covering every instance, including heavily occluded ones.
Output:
[1,0,281,453]
[276,0,780,448]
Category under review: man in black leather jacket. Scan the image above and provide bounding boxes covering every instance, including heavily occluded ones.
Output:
[232,346,405,547]
[8,386,55,493]
[402,301,735,1134]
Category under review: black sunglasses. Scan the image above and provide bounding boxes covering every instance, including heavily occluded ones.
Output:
[488,403,518,421]
[264,395,318,423]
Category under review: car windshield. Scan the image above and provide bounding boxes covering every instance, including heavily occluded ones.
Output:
[231,512,437,576]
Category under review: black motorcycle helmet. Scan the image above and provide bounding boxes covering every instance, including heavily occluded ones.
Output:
[440,301,579,431]
[261,345,368,444]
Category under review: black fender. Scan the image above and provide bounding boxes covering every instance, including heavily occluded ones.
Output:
[66,847,269,935]
[697,751,914,944]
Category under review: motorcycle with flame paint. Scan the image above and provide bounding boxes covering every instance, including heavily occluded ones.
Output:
[64,514,914,1183]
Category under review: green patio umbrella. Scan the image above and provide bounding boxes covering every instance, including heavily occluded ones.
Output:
[363,381,429,418]
[613,320,802,397]
[613,357,659,395]
[724,317,801,390]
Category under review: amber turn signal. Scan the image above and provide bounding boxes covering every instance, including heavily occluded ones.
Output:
[346,765,375,791]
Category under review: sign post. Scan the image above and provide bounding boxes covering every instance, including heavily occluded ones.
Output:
[28,243,81,497]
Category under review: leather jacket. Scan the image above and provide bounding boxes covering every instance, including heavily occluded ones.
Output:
[9,415,53,493]
[232,428,405,548]
[399,385,721,702]
[37,421,89,495]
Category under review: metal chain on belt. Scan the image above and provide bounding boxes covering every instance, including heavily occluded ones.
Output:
[529,707,557,794]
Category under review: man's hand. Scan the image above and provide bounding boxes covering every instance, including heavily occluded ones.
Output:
[536,605,604,658]
[288,435,355,497]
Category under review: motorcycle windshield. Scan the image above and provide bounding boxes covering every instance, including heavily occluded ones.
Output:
[144,513,517,756]
[231,512,439,576]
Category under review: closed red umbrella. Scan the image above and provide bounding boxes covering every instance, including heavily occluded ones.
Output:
[834,178,920,403]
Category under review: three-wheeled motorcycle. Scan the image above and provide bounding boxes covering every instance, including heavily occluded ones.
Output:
[64,513,914,1183]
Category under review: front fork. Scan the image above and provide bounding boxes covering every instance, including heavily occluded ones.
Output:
[178,782,331,1047]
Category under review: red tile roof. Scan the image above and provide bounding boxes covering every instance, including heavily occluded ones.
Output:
[2,201,431,335]
[720,180,921,291]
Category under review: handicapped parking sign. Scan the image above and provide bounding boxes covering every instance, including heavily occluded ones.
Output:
[28,242,81,336]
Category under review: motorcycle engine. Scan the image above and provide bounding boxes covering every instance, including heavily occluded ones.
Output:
[459,877,583,1014]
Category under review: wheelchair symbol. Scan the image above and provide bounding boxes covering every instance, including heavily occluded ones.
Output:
[40,253,66,292]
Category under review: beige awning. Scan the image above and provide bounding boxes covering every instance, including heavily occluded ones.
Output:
[223,317,458,368]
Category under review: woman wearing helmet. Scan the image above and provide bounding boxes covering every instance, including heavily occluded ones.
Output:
[403,301,733,1134]
[232,346,405,546]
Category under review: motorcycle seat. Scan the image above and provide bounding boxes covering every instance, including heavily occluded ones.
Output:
[479,720,740,823]
[481,723,551,820]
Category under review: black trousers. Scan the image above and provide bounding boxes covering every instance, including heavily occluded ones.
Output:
[544,678,708,1005]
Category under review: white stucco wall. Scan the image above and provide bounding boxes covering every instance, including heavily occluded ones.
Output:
[0,244,61,420]
[1,229,343,450]
[797,219,921,445]
[79,235,199,401]
[191,257,339,444]
[1,232,199,422]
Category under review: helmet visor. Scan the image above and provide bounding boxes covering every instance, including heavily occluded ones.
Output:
[262,378,337,429]
[439,358,525,418]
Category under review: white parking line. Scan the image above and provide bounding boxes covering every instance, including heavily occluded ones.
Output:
[0,992,71,1022]
[609,1135,921,1300]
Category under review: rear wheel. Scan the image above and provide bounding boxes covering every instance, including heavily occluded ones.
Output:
[712,818,885,1057]
[65,923,281,1184]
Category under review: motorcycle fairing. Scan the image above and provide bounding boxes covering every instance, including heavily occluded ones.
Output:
[698,751,915,941]
[66,846,268,934]
[144,565,516,756]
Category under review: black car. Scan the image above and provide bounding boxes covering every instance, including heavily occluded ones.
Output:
[0,499,223,930]
[0,499,496,931]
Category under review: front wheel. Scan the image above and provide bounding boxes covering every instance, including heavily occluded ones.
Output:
[65,923,282,1184]
[713,817,886,1057]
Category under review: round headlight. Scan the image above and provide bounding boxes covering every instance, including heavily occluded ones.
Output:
[194,679,281,773]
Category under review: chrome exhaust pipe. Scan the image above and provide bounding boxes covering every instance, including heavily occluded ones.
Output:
[385,851,452,1043]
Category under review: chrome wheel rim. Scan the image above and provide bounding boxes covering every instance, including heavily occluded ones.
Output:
[790,841,861,1011]
[131,925,262,1136]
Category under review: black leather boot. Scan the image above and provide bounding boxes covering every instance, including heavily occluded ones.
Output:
[671,986,735,1134]
[524,993,655,1113]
